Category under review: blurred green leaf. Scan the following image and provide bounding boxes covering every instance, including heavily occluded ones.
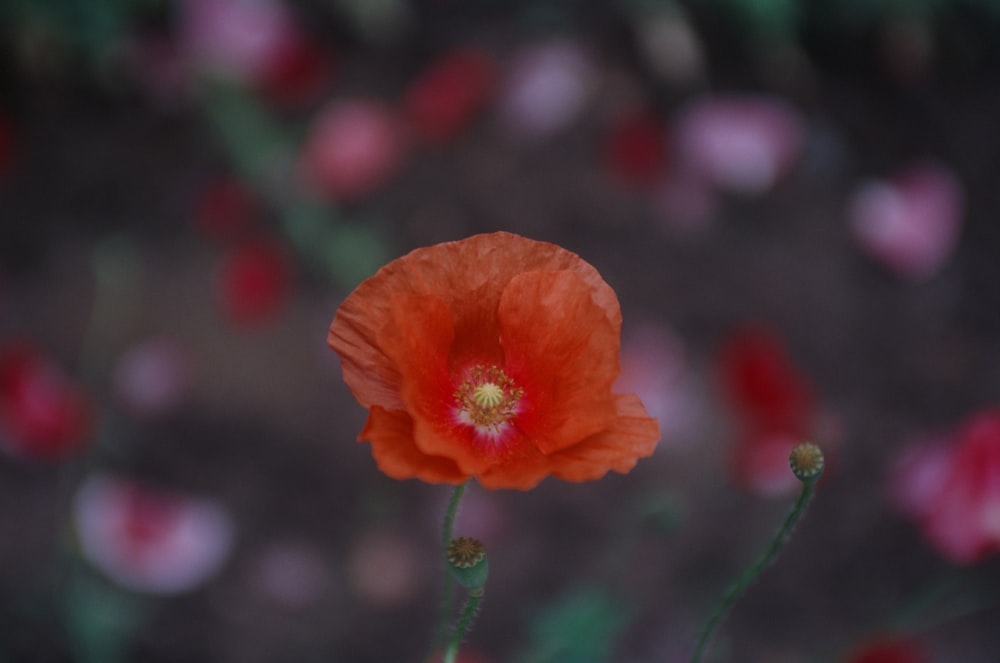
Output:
[64,574,147,663]
[520,590,630,663]
[200,80,389,289]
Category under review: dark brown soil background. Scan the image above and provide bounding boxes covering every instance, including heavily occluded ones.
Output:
[2,2,1000,662]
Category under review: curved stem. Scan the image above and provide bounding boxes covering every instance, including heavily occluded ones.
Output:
[443,589,484,663]
[434,482,468,648]
[691,481,817,663]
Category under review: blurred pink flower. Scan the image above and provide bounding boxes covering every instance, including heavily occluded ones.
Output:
[0,342,92,460]
[404,49,497,145]
[886,436,953,520]
[113,337,192,420]
[602,108,669,188]
[73,475,235,594]
[848,161,963,281]
[674,95,804,195]
[615,324,691,445]
[177,0,297,84]
[215,238,292,326]
[497,40,595,141]
[298,100,405,202]
[892,410,1000,564]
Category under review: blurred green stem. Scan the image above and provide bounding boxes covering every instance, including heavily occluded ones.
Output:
[443,588,484,663]
[691,480,818,663]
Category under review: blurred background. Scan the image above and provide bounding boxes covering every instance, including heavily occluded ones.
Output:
[2,0,1000,661]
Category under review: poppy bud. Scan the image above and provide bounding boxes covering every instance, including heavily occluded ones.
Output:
[446,537,488,591]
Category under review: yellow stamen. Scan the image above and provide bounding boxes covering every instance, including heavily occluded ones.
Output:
[454,365,524,435]
[473,383,505,409]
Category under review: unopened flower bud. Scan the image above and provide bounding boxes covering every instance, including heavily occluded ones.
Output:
[446,536,489,590]
[789,442,825,483]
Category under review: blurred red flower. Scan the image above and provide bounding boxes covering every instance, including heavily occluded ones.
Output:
[0,342,92,460]
[0,110,14,181]
[718,326,815,436]
[257,36,334,109]
[718,326,819,495]
[328,232,660,489]
[894,410,1000,564]
[603,108,669,188]
[404,49,496,145]
[193,177,259,243]
[216,239,292,326]
[846,636,929,663]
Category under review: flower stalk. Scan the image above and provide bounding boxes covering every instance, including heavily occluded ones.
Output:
[442,536,488,663]
[691,443,824,663]
[443,587,485,663]
[435,483,468,648]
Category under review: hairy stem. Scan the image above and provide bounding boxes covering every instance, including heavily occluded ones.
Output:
[443,589,484,663]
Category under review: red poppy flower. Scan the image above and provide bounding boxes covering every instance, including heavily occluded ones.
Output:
[403,49,496,145]
[0,342,92,460]
[328,232,660,489]
[717,326,822,495]
[718,325,815,436]
[603,108,669,188]
[215,239,292,326]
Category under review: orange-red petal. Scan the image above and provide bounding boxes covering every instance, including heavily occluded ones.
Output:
[328,232,620,411]
[547,394,660,482]
[360,407,467,484]
[499,270,620,454]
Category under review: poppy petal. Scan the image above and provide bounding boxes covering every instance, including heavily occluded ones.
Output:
[475,428,553,490]
[499,270,620,453]
[329,232,619,411]
[547,394,660,482]
[376,293,507,476]
[361,407,466,484]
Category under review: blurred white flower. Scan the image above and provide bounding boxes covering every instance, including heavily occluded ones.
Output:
[675,95,804,195]
[74,475,235,594]
[113,337,191,420]
[497,40,595,141]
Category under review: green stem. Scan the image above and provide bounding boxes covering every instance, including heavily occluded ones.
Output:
[691,481,818,663]
[434,482,468,648]
[443,588,484,663]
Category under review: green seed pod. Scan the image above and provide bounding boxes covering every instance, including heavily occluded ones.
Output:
[789,442,825,483]
[447,537,489,591]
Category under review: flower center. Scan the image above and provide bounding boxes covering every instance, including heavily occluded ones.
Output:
[454,365,523,436]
